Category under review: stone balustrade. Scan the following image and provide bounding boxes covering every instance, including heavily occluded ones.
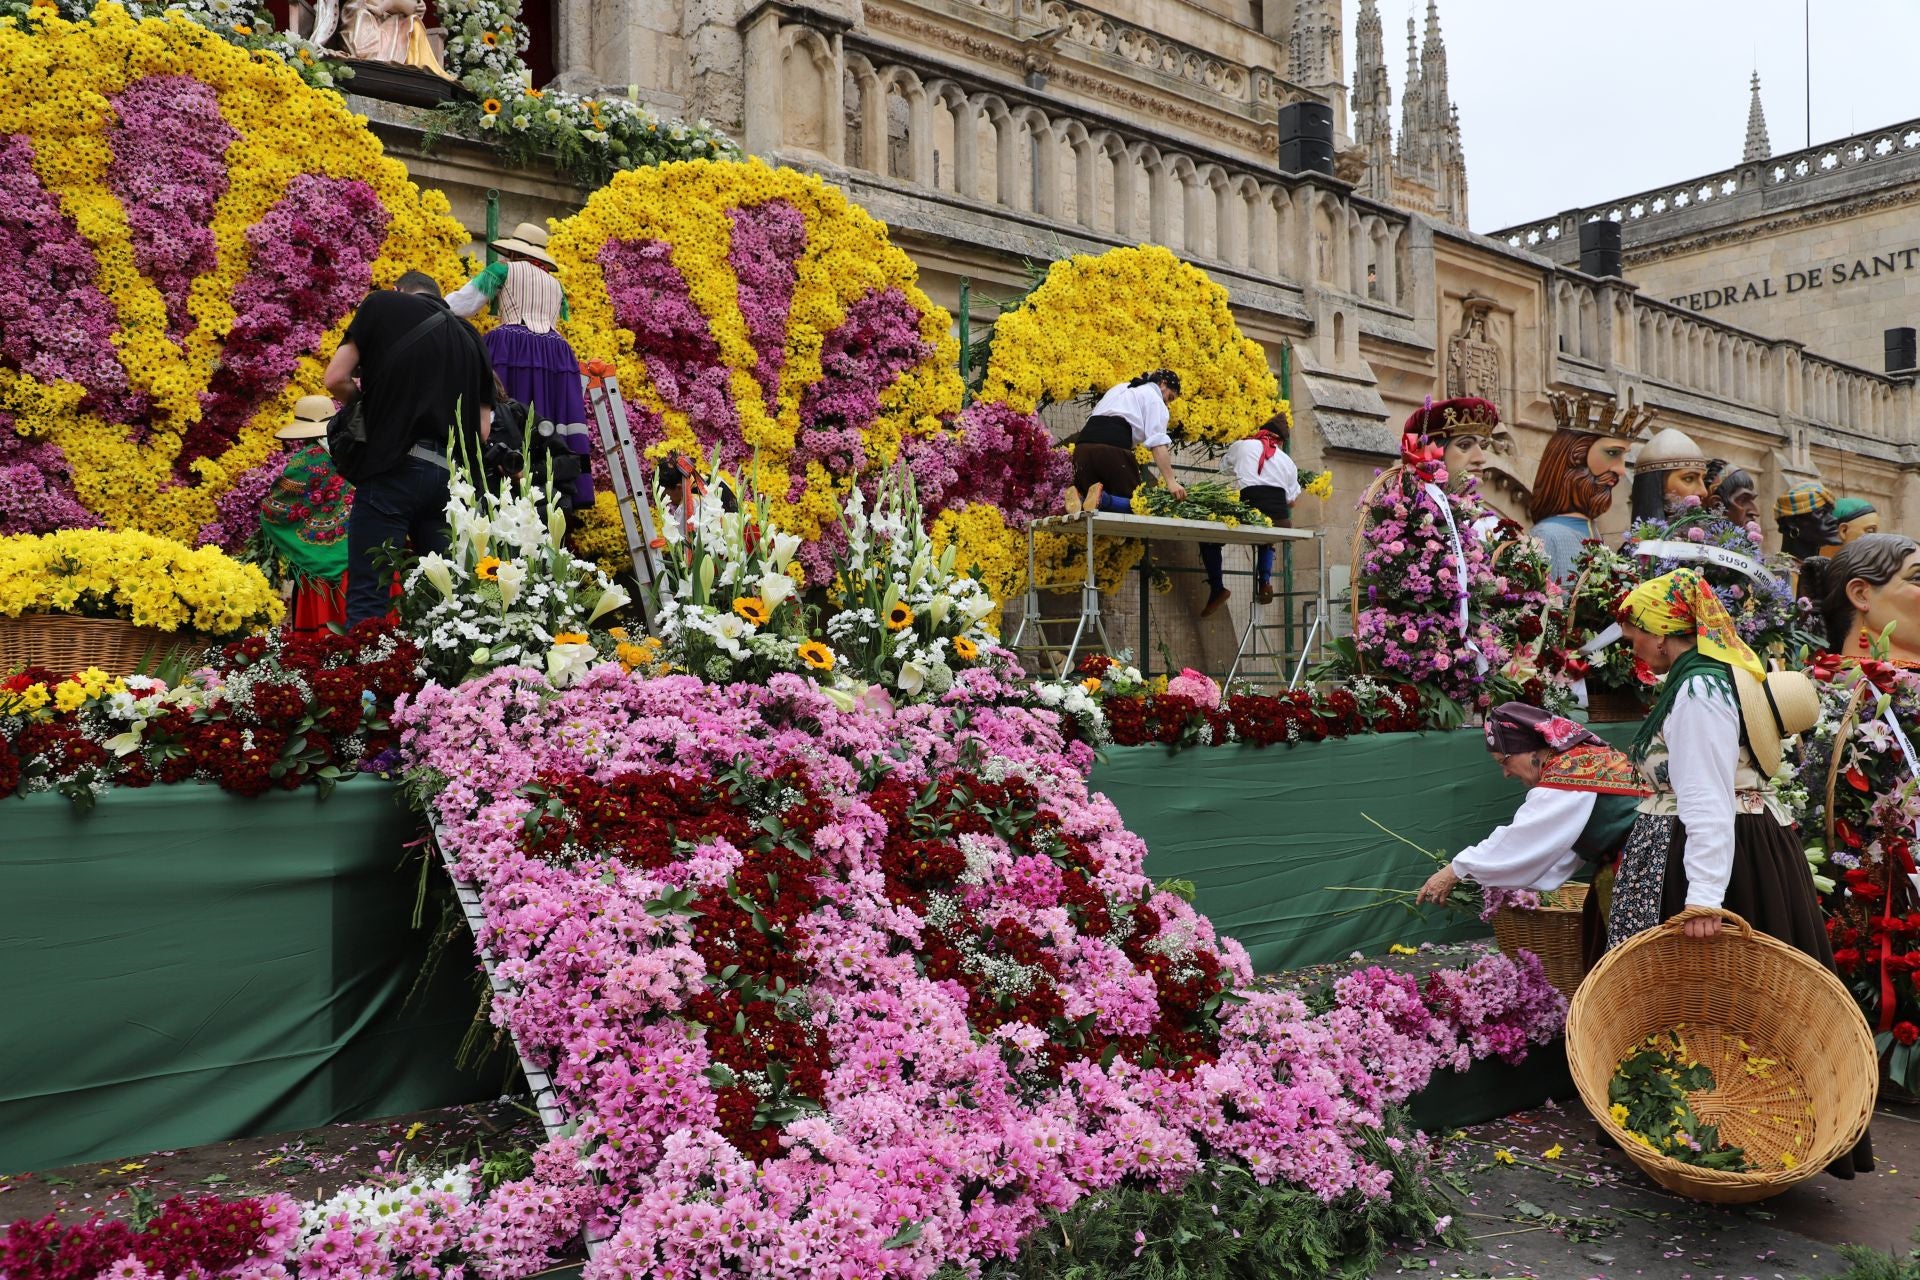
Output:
[1492,118,1920,252]
[748,14,1414,308]
[1547,270,1912,453]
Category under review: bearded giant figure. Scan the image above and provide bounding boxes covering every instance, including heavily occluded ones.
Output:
[1528,391,1652,580]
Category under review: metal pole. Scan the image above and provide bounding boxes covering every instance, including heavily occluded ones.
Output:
[1138,544,1152,679]
[485,189,500,266]
[957,277,971,392]
[1804,0,1811,149]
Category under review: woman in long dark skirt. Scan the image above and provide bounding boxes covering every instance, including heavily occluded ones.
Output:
[1614,568,1873,1177]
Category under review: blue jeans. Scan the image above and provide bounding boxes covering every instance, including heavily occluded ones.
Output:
[1199,543,1275,591]
[345,454,454,626]
[1096,491,1133,512]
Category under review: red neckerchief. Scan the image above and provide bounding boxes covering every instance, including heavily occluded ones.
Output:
[1255,430,1282,469]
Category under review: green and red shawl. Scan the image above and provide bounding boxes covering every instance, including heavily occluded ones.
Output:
[259,443,351,586]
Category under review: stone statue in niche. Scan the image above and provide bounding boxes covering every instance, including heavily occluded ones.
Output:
[332,0,452,77]
[1446,296,1501,407]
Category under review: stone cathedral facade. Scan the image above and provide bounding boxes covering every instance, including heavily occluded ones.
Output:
[331,0,1917,667]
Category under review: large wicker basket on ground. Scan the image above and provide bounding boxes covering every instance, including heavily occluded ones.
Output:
[1491,883,1589,1000]
[1566,907,1877,1203]
[0,614,206,676]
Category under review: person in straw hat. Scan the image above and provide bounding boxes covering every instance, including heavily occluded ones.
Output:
[265,396,354,638]
[1615,566,1871,1176]
[1416,701,1650,966]
[447,223,592,515]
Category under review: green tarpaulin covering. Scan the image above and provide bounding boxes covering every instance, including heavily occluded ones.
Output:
[1088,726,1636,973]
[0,783,499,1174]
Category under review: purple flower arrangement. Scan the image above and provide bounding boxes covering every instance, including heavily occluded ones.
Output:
[394,663,1567,1277]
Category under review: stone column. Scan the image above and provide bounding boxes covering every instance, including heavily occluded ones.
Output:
[741,7,783,157]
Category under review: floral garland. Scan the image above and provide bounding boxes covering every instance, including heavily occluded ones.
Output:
[1790,652,1920,1091]
[0,528,282,634]
[0,8,469,542]
[1623,500,1813,660]
[976,245,1284,450]
[1563,541,1653,696]
[1480,529,1578,714]
[398,661,1567,1276]
[0,621,420,808]
[552,159,965,586]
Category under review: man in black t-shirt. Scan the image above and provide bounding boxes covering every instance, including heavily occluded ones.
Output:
[325,271,494,626]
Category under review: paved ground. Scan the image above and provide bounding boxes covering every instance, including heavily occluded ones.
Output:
[1377,1097,1920,1279]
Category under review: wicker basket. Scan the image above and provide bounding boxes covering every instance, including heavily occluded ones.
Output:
[1584,689,1648,723]
[0,614,207,676]
[1566,907,1878,1204]
[1491,883,1589,999]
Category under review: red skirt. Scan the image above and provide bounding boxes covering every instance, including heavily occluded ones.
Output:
[288,576,349,639]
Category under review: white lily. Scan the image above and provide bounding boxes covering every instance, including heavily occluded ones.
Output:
[757,572,794,610]
[588,582,632,624]
[768,531,801,571]
[495,559,527,608]
[418,552,456,601]
[927,594,951,626]
[546,641,593,689]
[896,660,928,697]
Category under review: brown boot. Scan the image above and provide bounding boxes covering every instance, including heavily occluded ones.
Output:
[1200,587,1231,618]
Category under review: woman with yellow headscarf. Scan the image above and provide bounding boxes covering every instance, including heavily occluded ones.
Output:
[1614,568,1872,1178]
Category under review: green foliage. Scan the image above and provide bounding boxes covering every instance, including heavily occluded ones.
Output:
[933,1114,1462,1280]
[1608,1032,1750,1171]
[1832,1225,1920,1280]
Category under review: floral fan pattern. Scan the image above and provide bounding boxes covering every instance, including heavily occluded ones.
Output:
[552,159,964,582]
[0,9,467,541]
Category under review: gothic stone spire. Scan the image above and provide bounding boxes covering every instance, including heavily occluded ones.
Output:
[1743,70,1772,162]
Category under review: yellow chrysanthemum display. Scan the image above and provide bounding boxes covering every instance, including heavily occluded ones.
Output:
[0,529,282,635]
[0,8,467,541]
[978,245,1282,449]
[551,158,963,552]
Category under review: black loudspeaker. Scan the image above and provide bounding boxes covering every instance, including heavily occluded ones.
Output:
[1887,326,1918,373]
[1578,220,1623,278]
[1278,137,1335,175]
[1277,99,1333,143]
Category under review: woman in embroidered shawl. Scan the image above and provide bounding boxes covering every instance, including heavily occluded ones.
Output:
[1614,567,1871,1177]
[263,401,353,637]
[1418,702,1648,964]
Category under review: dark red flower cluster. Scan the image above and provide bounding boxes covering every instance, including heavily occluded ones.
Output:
[1,1196,276,1280]
[0,620,421,807]
[521,766,832,1159]
[871,767,1229,1081]
[1104,682,1425,750]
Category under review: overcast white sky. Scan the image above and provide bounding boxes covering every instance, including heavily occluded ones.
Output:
[1367,0,1920,234]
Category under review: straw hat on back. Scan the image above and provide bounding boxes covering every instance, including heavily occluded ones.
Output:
[1732,667,1819,778]
[275,395,336,441]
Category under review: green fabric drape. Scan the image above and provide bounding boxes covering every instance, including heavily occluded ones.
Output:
[0,783,501,1174]
[1088,725,1639,974]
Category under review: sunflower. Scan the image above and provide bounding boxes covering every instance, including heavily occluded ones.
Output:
[886,602,914,631]
[733,596,771,626]
[951,635,978,661]
[797,641,835,671]
[481,98,503,116]
[476,555,502,580]
[552,631,589,645]
[481,30,498,44]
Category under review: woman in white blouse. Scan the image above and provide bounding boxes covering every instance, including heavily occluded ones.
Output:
[1418,702,1647,964]
[1613,568,1870,1177]
[1197,413,1300,615]
[1065,370,1187,514]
